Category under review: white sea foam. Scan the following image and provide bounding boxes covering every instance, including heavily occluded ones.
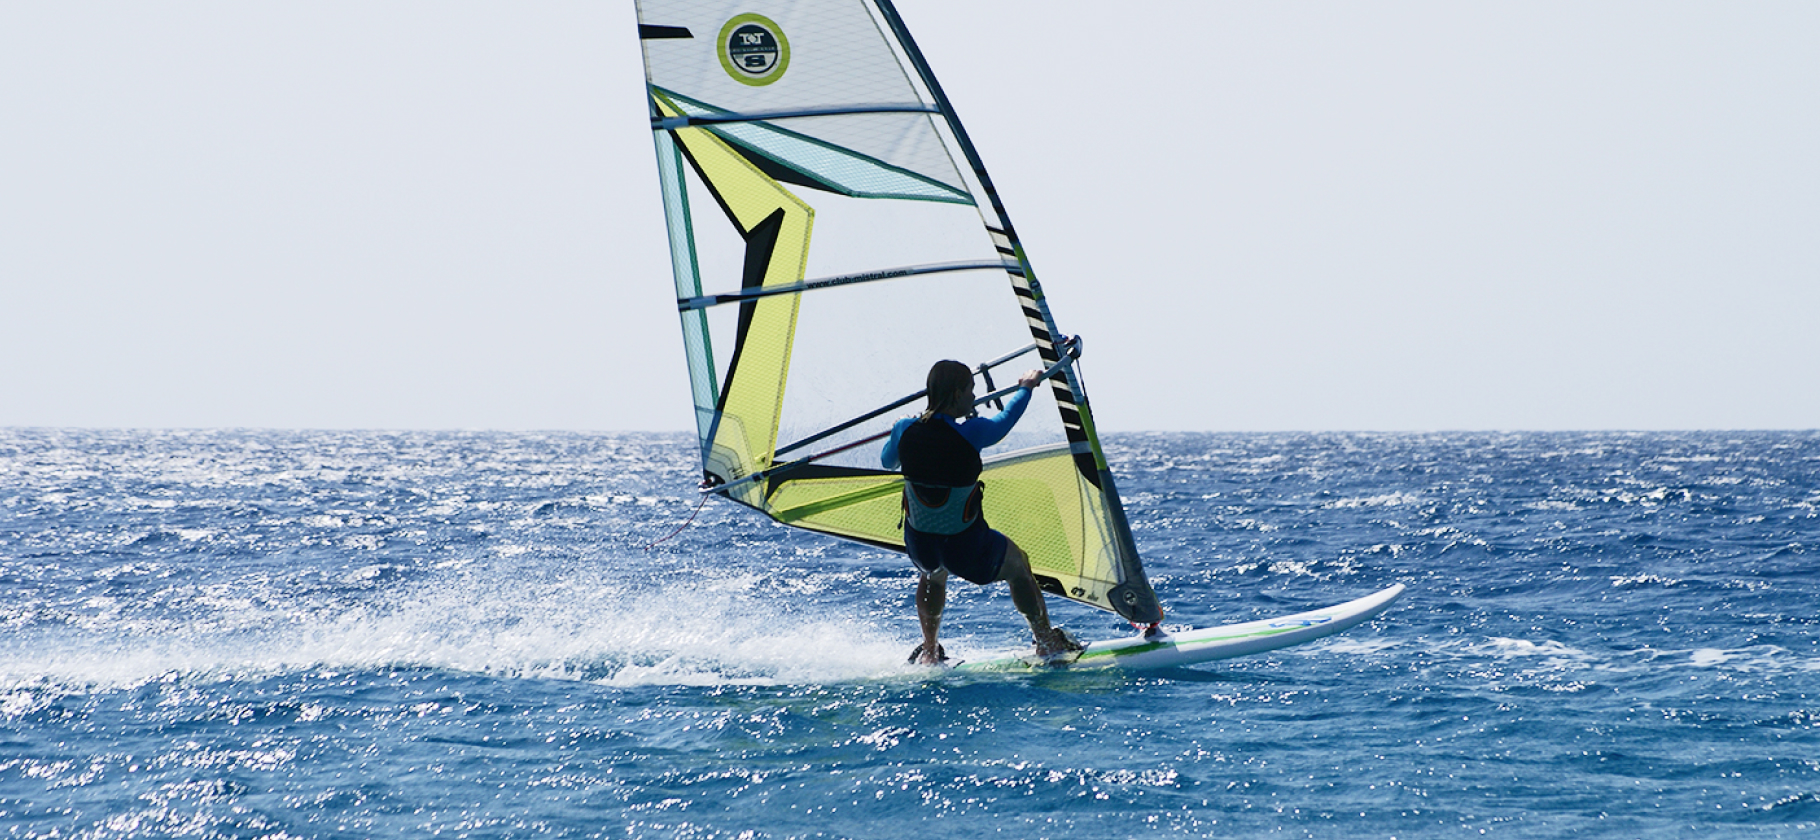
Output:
[1324,492,1422,509]
[0,560,917,710]
[1611,573,1681,587]
[1478,637,1591,660]
[1685,645,1807,673]
[1406,635,1820,683]
[1316,636,1400,656]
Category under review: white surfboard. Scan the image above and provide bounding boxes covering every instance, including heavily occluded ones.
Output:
[955,584,1406,672]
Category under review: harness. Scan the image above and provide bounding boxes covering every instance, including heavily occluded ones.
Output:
[897,414,986,536]
[903,480,984,535]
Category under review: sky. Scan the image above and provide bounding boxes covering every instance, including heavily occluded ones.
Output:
[4,1,1816,432]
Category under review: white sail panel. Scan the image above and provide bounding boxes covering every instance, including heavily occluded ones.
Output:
[639,0,964,193]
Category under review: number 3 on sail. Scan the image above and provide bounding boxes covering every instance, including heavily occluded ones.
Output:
[633,0,1165,623]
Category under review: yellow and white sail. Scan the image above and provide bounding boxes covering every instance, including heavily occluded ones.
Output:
[636,0,1162,623]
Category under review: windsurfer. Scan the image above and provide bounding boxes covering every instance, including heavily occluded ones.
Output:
[881,360,1080,665]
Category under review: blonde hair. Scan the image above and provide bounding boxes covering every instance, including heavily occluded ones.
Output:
[919,360,973,422]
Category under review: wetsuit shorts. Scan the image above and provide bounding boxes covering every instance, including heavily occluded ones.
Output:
[904,518,1008,585]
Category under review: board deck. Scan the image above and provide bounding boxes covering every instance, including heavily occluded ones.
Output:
[955,584,1407,672]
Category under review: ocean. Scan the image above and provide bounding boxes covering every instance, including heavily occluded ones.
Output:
[2,429,1815,838]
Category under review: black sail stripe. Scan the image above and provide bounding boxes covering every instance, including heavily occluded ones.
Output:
[638,24,693,39]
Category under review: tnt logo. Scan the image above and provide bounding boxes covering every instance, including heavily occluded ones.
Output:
[719,15,790,86]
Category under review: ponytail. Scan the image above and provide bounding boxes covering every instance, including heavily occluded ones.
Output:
[919,360,973,422]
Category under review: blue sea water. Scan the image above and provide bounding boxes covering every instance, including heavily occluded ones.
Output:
[1,429,1816,839]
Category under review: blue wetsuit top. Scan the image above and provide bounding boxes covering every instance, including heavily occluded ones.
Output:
[880,385,1032,471]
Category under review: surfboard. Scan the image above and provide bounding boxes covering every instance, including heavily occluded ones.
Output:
[954,584,1406,672]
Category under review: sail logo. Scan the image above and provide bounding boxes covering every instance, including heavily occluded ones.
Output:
[719,14,790,86]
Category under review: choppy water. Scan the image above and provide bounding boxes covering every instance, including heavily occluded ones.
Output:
[2,429,1816,838]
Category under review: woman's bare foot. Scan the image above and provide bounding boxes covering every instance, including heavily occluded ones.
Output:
[1033,627,1083,658]
[908,642,948,666]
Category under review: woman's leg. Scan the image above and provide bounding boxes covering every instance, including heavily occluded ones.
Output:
[915,568,948,665]
[996,540,1066,653]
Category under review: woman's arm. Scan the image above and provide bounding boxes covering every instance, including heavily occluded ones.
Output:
[956,383,1032,450]
[880,416,913,470]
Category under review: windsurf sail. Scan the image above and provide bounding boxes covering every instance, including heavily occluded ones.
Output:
[634,0,1163,624]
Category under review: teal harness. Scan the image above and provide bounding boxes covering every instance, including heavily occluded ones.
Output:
[903,481,983,535]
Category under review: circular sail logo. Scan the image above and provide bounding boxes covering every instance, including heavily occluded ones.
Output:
[718,13,790,86]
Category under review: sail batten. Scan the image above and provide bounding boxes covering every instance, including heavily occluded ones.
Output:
[678,259,1013,311]
[636,0,1162,624]
[652,103,941,128]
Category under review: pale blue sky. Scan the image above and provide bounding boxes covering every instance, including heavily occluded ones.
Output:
[4,2,1816,431]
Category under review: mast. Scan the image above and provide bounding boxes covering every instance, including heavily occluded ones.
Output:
[871,1,1162,624]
